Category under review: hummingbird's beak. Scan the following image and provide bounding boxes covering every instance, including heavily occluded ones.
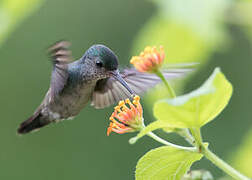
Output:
[110,70,134,95]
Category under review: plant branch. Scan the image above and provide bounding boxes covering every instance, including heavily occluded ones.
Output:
[177,129,196,146]
[147,131,197,152]
[202,146,250,180]
[190,128,203,148]
[190,128,250,180]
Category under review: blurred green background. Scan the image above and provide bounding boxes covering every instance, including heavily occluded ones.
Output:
[0,0,251,179]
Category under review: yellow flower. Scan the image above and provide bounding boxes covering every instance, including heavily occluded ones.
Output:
[130,46,165,73]
[107,95,144,136]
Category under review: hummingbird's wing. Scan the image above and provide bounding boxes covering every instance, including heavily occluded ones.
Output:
[48,41,73,99]
[91,67,192,109]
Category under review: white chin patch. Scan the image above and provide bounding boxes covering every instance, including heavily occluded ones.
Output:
[49,111,61,119]
[67,116,75,120]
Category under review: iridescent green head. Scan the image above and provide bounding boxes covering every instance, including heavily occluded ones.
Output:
[84,44,118,71]
[82,44,134,95]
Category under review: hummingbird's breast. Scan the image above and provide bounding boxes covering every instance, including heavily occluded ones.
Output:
[54,80,97,118]
[47,62,98,119]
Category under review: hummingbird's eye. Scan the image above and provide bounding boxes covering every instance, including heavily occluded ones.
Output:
[96,60,103,68]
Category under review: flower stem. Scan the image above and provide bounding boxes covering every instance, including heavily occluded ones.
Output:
[147,132,197,152]
[202,146,250,180]
[155,69,176,98]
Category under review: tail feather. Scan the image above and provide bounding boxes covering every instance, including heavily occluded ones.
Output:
[18,112,49,134]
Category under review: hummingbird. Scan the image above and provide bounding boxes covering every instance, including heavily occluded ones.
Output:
[17,41,191,134]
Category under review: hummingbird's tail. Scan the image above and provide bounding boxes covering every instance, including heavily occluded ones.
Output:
[17,111,50,134]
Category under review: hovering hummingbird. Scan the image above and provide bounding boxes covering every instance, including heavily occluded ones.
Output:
[17,41,191,134]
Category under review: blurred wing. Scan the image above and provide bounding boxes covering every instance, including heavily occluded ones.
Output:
[91,67,192,109]
[48,41,73,99]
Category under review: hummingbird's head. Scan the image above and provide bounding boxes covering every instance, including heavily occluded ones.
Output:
[85,44,118,72]
[83,44,134,95]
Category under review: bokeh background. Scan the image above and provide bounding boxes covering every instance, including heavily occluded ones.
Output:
[0,0,251,179]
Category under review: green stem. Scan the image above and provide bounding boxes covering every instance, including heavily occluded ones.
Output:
[177,129,195,146]
[202,146,251,180]
[155,69,176,98]
[190,128,250,180]
[155,70,197,146]
[190,128,203,148]
[147,132,197,152]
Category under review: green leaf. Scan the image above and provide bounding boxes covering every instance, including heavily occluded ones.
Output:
[135,146,203,180]
[154,67,233,128]
[0,0,44,46]
[129,121,175,144]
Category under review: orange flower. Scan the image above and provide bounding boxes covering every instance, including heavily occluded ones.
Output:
[107,95,144,136]
[130,46,165,73]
